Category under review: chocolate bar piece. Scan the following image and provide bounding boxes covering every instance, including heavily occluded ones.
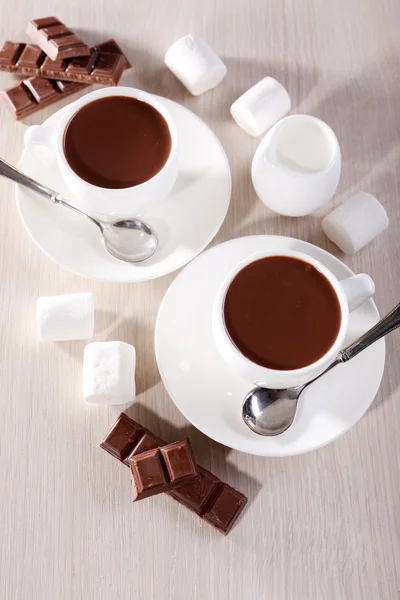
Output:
[26,17,90,61]
[0,40,130,86]
[100,414,247,534]
[130,440,199,501]
[100,413,144,461]
[0,41,25,71]
[201,482,248,534]
[0,76,87,120]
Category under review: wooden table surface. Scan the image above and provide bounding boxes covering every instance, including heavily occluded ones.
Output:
[1,1,400,599]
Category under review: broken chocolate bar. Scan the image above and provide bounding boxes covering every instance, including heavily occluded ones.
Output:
[100,414,247,534]
[0,76,88,120]
[26,17,90,61]
[0,39,130,86]
[130,439,199,501]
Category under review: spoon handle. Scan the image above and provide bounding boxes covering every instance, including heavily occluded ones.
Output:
[0,156,102,231]
[341,302,400,362]
[0,157,60,202]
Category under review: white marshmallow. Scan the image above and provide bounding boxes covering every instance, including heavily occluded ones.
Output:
[165,35,227,96]
[37,292,94,342]
[322,192,389,254]
[83,341,136,405]
[230,77,291,136]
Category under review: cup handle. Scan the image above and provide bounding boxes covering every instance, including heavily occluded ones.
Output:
[24,125,56,164]
[339,274,375,312]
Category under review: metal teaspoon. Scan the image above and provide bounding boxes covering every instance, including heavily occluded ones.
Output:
[0,158,158,263]
[242,301,400,436]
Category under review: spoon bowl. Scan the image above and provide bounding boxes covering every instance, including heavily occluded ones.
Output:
[102,220,158,263]
[242,385,302,436]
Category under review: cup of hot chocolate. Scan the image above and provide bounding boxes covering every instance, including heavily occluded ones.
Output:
[212,249,375,389]
[24,87,178,220]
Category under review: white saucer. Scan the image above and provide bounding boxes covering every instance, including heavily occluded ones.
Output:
[155,235,385,456]
[17,97,231,282]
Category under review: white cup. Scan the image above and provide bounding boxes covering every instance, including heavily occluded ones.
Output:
[212,249,374,389]
[251,115,341,217]
[24,86,179,220]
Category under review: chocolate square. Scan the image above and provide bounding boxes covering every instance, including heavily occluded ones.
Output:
[66,52,98,76]
[0,41,24,69]
[41,24,71,40]
[91,52,126,83]
[41,55,67,74]
[160,440,198,484]
[16,44,44,68]
[49,35,84,53]
[95,39,132,68]
[1,83,36,118]
[100,413,144,461]
[130,448,168,500]
[30,16,59,29]
[202,484,247,534]
[24,77,58,103]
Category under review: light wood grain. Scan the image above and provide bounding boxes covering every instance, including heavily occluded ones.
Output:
[0,1,400,599]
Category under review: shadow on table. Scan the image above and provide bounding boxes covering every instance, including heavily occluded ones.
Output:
[106,317,161,395]
[305,55,400,196]
[124,402,263,510]
[228,210,343,257]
